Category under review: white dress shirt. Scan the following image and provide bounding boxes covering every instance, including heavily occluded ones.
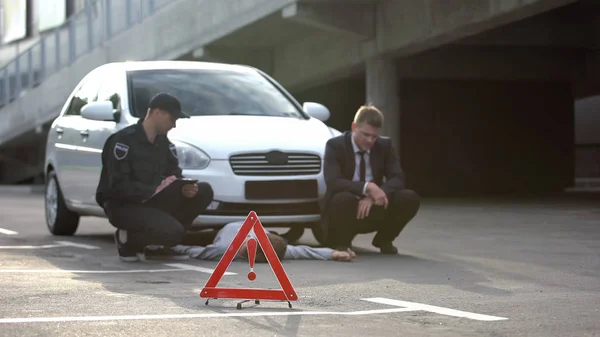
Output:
[351,135,373,195]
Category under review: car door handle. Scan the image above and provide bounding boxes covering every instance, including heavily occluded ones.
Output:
[55,127,64,133]
[80,129,89,136]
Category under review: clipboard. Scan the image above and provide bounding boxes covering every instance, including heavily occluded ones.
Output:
[144,178,198,206]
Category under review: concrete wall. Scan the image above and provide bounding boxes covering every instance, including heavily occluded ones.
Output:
[0,0,160,68]
[0,0,578,147]
[0,0,585,188]
[271,0,579,91]
[0,0,294,146]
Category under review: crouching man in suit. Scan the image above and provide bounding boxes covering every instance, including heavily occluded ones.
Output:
[321,105,421,255]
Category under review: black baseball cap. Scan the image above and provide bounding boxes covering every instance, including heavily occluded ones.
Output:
[148,92,190,119]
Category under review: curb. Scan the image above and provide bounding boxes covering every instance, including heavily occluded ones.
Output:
[0,185,45,194]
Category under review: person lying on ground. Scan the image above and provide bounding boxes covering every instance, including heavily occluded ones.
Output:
[172,221,356,262]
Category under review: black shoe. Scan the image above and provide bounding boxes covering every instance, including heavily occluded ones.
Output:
[114,229,141,262]
[372,240,398,254]
[142,246,190,261]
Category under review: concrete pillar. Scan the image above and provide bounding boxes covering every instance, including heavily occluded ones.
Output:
[365,56,400,153]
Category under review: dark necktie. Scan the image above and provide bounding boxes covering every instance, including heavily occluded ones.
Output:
[358,151,366,182]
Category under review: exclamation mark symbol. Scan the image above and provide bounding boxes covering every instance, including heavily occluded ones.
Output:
[247,238,257,281]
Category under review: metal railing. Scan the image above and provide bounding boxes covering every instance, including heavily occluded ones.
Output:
[0,0,174,109]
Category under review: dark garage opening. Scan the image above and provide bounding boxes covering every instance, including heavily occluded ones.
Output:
[400,79,574,197]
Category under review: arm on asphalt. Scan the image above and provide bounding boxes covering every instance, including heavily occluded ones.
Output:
[284,245,334,260]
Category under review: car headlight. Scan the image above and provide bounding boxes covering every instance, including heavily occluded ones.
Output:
[171,140,211,170]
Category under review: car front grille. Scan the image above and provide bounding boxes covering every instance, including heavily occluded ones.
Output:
[229,152,322,176]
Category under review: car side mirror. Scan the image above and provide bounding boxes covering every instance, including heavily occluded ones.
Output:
[303,102,330,122]
[81,101,118,122]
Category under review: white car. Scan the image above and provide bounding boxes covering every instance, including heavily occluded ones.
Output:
[44,60,339,244]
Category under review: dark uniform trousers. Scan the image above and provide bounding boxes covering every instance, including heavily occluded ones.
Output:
[105,182,214,251]
[326,189,420,249]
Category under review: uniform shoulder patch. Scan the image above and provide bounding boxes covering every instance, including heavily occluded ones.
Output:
[169,143,178,158]
[113,142,129,160]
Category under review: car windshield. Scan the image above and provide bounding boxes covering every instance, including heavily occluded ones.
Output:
[127,68,305,118]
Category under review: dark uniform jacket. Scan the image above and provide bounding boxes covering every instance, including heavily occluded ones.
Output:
[95,119,182,208]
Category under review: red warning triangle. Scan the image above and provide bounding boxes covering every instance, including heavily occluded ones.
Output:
[199,211,298,304]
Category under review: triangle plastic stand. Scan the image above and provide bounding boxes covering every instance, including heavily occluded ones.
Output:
[200,211,298,309]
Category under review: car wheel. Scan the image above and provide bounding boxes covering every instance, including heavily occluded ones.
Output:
[311,224,326,246]
[45,171,79,236]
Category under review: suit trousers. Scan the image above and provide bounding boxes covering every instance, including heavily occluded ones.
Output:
[325,189,420,249]
[105,182,214,251]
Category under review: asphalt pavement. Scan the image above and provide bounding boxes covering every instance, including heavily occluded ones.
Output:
[0,191,598,337]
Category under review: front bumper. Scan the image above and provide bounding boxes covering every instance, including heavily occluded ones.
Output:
[183,159,325,228]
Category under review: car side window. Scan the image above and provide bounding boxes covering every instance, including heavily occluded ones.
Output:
[65,73,102,116]
[97,81,121,111]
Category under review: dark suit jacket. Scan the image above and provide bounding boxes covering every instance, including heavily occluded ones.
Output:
[320,131,406,237]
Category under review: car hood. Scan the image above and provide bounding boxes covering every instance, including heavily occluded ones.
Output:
[167,116,335,159]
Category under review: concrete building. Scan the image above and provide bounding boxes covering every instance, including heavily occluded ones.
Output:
[0,0,598,197]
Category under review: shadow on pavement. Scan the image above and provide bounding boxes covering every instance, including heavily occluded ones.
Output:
[32,195,600,318]
[8,191,598,336]
[31,228,513,312]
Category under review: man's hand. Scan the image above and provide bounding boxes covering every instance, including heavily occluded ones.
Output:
[181,183,198,198]
[366,182,388,209]
[357,196,374,220]
[155,175,177,194]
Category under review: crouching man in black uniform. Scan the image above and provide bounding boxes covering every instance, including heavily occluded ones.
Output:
[96,92,214,262]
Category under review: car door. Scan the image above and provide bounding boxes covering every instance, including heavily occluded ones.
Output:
[52,72,102,203]
[74,67,131,206]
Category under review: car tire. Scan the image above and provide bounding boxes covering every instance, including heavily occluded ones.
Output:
[311,223,326,246]
[45,171,80,236]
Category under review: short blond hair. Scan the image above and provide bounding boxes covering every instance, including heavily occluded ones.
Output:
[354,105,384,128]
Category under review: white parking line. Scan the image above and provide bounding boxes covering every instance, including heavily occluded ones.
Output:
[0,241,100,250]
[165,263,237,275]
[54,241,101,250]
[0,307,416,324]
[0,244,66,249]
[362,297,508,321]
[0,263,237,275]
[0,268,188,274]
[0,228,18,235]
[0,297,509,324]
